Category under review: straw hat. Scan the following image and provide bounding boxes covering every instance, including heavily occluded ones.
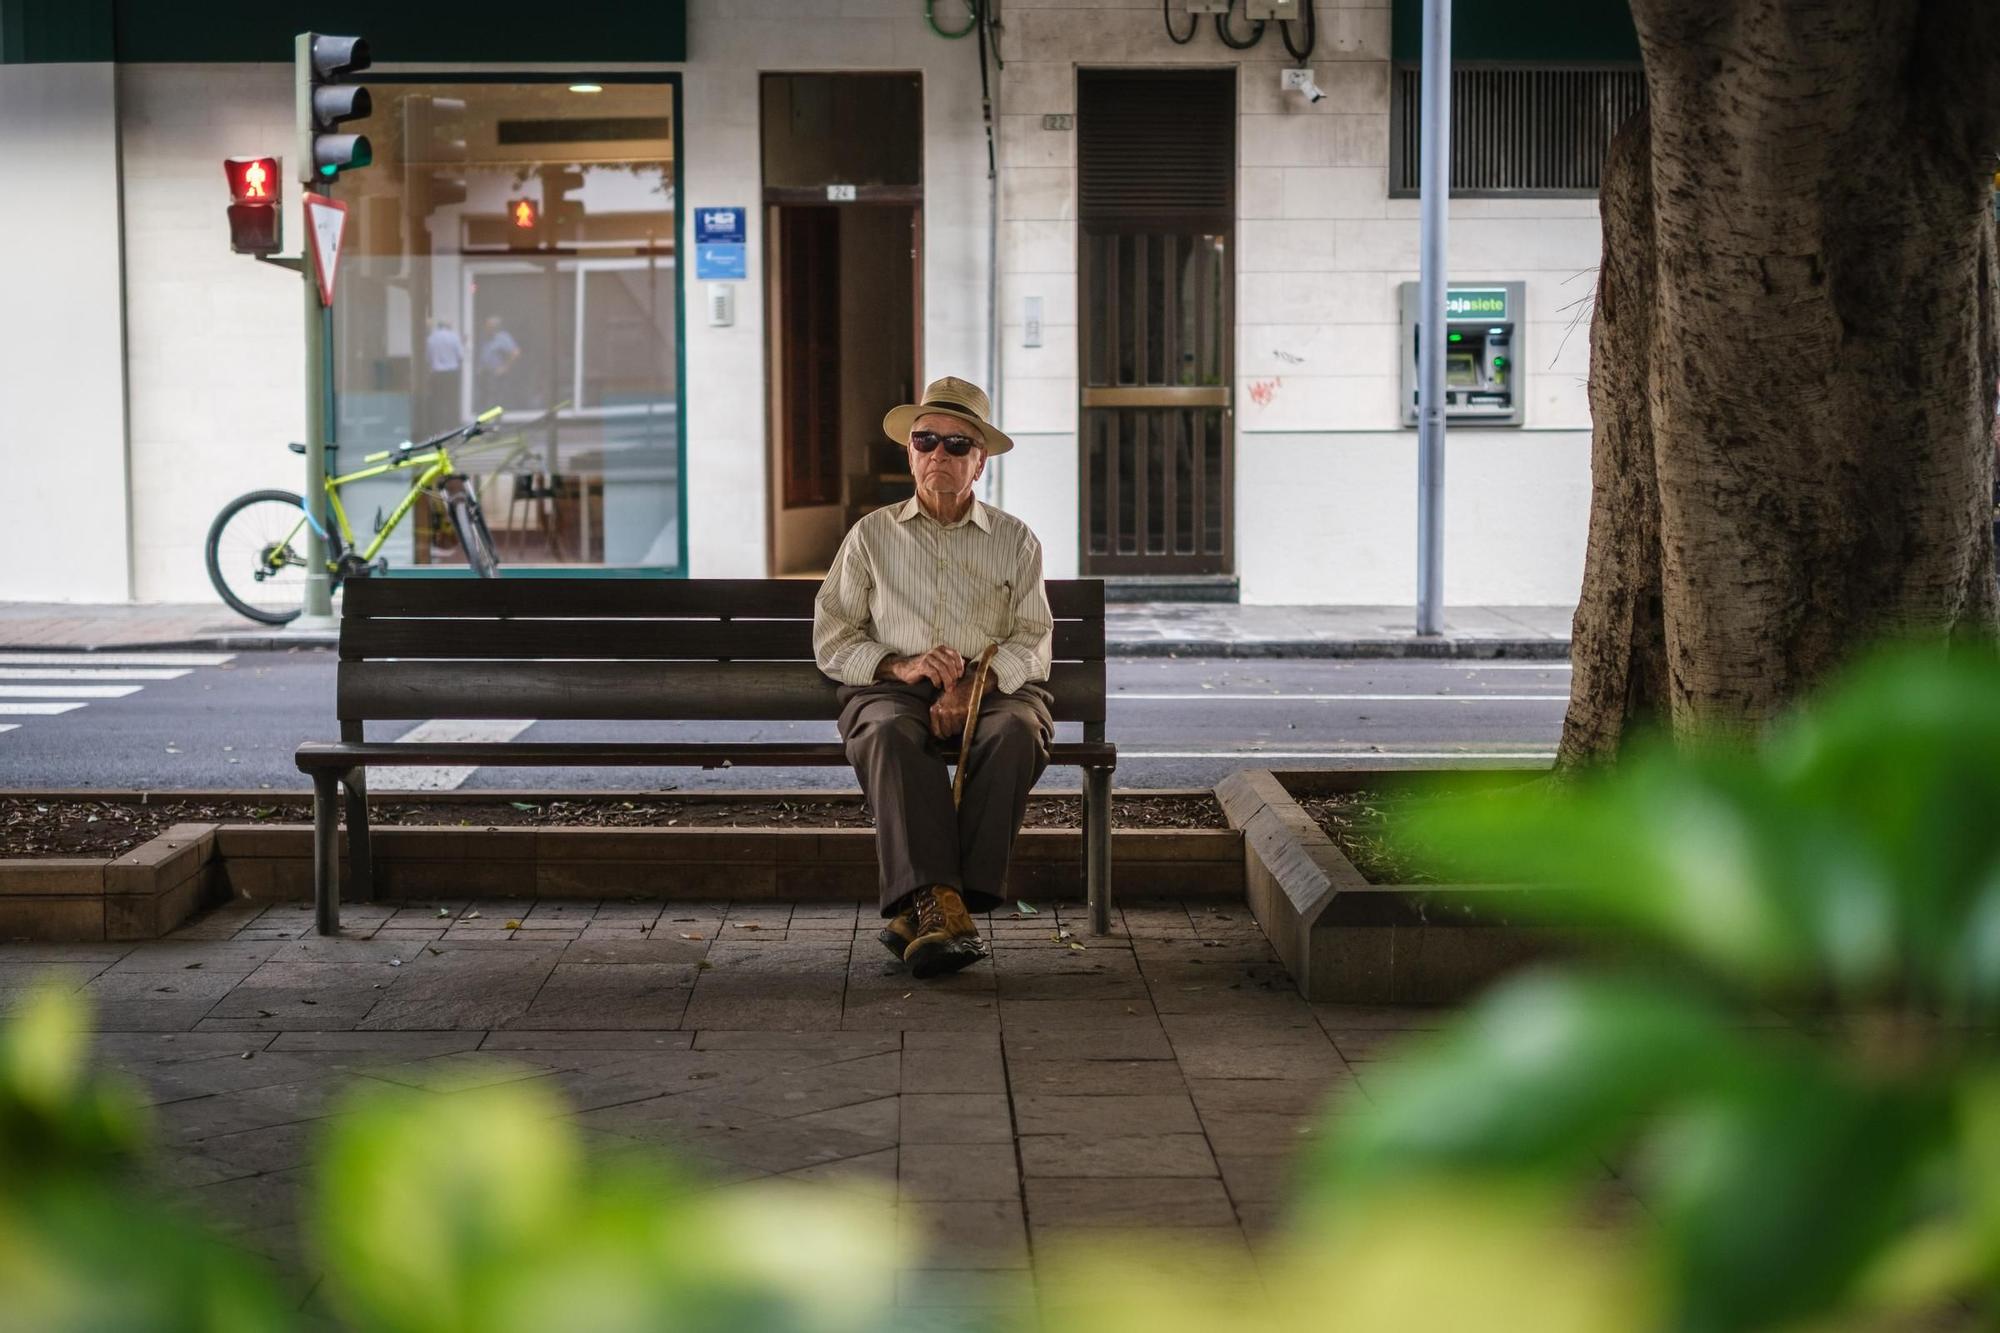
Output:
[881,376,1014,456]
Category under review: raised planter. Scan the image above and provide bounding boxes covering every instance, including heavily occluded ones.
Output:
[1216,768,1571,1003]
[0,793,1243,941]
[0,824,228,942]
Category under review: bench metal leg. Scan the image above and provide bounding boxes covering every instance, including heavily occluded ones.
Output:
[312,772,341,935]
[1084,765,1113,935]
[342,767,373,902]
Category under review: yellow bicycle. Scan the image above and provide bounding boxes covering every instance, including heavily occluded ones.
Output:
[205,407,505,625]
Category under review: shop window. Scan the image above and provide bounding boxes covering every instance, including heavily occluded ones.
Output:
[328,79,682,570]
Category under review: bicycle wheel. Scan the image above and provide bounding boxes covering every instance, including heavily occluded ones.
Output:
[206,488,317,624]
[445,481,500,578]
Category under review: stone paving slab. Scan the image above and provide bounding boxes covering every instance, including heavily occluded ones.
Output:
[0,893,1431,1318]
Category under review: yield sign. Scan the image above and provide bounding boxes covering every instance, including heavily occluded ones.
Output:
[303,192,348,306]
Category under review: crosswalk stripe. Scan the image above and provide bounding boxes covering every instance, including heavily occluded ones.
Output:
[0,725,18,735]
[0,685,144,699]
[370,719,537,791]
[0,702,89,715]
[0,667,191,681]
[0,651,235,667]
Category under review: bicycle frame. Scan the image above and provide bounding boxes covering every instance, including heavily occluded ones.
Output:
[262,445,461,574]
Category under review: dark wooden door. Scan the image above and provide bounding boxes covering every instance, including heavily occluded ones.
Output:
[778,206,841,509]
[1078,70,1235,575]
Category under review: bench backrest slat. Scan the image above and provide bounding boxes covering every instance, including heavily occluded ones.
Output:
[343,577,1104,620]
[342,617,1104,662]
[335,577,1109,727]
[338,660,1107,723]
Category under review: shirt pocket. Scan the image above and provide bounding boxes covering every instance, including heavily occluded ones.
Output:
[959,570,1015,642]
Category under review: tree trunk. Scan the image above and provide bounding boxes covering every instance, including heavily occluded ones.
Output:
[1560,108,1670,766]
[1561,0,2000,759]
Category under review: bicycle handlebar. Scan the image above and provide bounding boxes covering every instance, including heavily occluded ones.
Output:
[362,407,507,464]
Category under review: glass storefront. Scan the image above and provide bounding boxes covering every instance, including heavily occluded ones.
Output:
[329,78,682,572]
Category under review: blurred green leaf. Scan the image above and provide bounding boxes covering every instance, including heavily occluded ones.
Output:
[1303,972,1756,1203]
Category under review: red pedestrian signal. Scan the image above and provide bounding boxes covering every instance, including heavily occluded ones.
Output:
[225,156,280,204]
[223,156,282,254]
[508,198,539,229]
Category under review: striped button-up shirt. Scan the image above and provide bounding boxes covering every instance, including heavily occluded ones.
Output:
[813,496,1054,696]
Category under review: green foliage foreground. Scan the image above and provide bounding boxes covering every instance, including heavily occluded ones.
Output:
[3,646,1997,1331]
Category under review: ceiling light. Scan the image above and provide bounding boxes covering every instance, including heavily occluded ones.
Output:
[569,83,603,94]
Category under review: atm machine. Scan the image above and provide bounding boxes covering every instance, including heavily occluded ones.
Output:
[1398,281,1525,428]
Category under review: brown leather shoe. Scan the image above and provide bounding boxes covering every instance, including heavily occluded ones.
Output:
[877,908,917,960]
[903,886,985,979]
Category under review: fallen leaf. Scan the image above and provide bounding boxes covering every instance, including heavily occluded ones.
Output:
[510,801,539,812]
[696,959,713,971]
[733,923,762,931]
[464,911,481,920]
[1068,941,1086,952]
[902,992,912,1000]
[435,908,450,918]
[427,946,442,955]
[389,958,403,967]
[504,919,522,930]
[240,1051,255,1060]
[679,932,703,941]
[183,962,203,970]
[1017,901,1039,916]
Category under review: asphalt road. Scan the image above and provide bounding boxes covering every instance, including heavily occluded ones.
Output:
[0,649,1567,793]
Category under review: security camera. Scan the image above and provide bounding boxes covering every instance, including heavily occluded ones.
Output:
[1281,67,1326,104]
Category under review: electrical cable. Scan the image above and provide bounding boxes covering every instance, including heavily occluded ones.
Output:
[925,0,979,39]
[1214,0,1265,50]
[1279,0,1316,61]
[1163,0,1198,45]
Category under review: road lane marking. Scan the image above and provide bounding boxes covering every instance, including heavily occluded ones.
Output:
[1113,692,1568,701]
[1455,662,1572,670]
[0,725,17,735]
[0,702,89,715]
[0,652,235,667]
[370,719,536,791]
[0,667,192,681]
[1120,749,1556,760]
[0,685,145,699]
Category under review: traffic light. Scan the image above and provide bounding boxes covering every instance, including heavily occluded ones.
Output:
[295,32,372,183]
[549,164,587,236]
[222,156,281,254]
[507,198,539,231]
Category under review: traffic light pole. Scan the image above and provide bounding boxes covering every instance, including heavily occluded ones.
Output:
[297,267,336,629]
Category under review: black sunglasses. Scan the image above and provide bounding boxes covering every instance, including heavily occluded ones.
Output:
[910,431,978,457]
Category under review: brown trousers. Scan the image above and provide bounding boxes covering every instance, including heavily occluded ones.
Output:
[837,681,1054,917]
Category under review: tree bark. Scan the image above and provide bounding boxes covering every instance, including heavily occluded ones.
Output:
[1561,0,2000,757]
[1560,108,1669,766]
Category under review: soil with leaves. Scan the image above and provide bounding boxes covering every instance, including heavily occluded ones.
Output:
[0,793,1226,858]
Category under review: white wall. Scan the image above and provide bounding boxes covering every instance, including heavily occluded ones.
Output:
[118,64,302,604]
[0,63,132,602]
[994,0,1599,605]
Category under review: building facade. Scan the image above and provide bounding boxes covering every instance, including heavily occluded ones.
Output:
[0,0,1639,608]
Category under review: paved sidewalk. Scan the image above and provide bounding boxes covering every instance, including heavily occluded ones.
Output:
[2,895,1436,1317]
[0,599,1572,659]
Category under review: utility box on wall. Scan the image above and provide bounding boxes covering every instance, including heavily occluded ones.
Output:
[1398,280,1525,428]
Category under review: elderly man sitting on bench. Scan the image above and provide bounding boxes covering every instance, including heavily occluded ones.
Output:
[812,376,1055,979]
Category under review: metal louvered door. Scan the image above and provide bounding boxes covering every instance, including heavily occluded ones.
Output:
[1078,69,1235,576]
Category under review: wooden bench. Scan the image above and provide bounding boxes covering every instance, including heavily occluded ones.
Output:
[295,576,1116,937]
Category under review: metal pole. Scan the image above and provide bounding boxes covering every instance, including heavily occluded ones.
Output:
[1415,0,1451,637]
[297,239,337,628]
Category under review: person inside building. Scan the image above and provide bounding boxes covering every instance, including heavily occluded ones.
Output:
[813,376,1055,979]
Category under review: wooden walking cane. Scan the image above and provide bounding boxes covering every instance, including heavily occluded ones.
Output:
[952,644,1001,808]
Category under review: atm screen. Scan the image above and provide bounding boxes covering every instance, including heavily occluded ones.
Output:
[1445,351,1479,388]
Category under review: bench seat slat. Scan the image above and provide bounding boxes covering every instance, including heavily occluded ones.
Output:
[340,617,1105,662]
[298,740,1116,770]
[337,660,1107,724]
[343,577,1106,620]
